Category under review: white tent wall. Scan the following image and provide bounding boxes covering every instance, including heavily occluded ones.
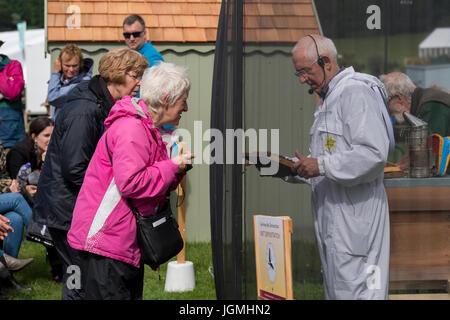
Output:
[418,28,450,58]
[0,29,50,117]
[24,32,50,116]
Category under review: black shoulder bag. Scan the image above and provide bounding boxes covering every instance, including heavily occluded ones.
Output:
[105,134,184,266]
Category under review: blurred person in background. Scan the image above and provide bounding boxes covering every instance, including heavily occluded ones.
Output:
[381,72,450,137]
[381,72,450,170]
[0,194,33,260]
[0,214,33,293]
[0,116,34,292]
[123,14,164,99]
[0,40,25,149]
[47,43,94,120]
[5,116,62,282]
[6,116,54,191]
[123,14,164,68]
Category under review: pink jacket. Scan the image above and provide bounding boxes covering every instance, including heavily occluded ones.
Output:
[0,59,24,101]
[67,96,184,267]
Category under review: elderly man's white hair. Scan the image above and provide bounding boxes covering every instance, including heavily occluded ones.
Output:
[140,62,191,112]
[291,34,338,64]
[380,72,416,100]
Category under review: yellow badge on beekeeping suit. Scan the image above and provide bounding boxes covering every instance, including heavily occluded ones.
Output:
[324,135,336,152]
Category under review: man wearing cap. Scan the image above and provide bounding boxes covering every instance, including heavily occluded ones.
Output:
[0,40,25,148]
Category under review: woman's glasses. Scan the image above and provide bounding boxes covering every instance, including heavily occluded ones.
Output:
[127,72,142,81]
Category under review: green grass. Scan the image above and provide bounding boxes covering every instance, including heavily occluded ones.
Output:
[294,282,324,300]
[142,242,216,300]
[4,240,325,300]
[3,241,216,300]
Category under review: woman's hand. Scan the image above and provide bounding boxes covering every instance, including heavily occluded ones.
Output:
[9,179,21,193]
[0,214,14,240]
[172,152,195,173]
[25,184,37,197]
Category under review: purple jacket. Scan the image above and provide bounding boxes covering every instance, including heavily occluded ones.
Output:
[67,96,184,267]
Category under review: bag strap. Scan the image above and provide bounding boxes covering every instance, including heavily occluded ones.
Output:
[104,134,170,218]
[105,134,140,219]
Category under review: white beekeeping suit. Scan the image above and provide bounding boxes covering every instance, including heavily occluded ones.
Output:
[283,67,392,299]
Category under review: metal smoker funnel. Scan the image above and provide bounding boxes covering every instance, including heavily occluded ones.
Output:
[403,112,431,178]
[403,112,428,127]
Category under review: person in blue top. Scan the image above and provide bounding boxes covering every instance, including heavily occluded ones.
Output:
[48,43,94,120]
[123,14,164,69]
[123,15,173,132]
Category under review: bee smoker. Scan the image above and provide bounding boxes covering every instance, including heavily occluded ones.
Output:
[403,112,432,178]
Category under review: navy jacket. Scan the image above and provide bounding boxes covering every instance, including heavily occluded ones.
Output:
[33,76,114,230]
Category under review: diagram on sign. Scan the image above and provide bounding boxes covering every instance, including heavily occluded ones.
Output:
[266,242,276,283]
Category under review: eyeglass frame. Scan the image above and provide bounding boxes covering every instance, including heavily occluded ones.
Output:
[123,31,144,39]
[126,72,142,81]
[294,59,318,78]
[387,94,400,102]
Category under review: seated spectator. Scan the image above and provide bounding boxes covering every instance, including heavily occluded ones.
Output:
[48,43,94,120]
[0,135,34,269]
[0,212,12,240]
[0,122,19,195]
[0,214,33,292]
[0,121,26,199]
[6,116,54,187]
[0,40,25,148]
[2,117,61,282]
[0,194,32,258]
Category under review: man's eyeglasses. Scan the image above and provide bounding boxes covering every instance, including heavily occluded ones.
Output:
[294,60,318,77]
[123,31,144,39]
[387,94,399,102]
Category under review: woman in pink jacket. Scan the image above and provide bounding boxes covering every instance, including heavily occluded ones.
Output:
[0,40,25,148]
[67,62,194,300]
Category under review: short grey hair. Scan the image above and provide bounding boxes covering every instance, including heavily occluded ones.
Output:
[380,72,416,100]
[140,62,191,112]
[292,34,338,64]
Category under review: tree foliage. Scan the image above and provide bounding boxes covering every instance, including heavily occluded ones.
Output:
[0,0,44,31]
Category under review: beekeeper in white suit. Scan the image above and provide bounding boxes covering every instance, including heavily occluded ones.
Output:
[285,35,394,299]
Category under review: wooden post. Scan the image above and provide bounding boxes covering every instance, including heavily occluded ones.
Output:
[176,142,187,264]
